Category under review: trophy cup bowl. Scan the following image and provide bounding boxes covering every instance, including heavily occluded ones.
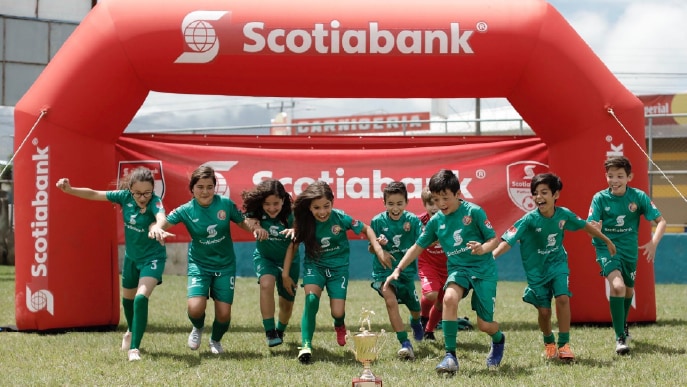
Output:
[349,330,385,386]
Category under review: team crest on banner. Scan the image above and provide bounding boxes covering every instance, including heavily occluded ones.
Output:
[118,160,166,198]
[506,161,549,212]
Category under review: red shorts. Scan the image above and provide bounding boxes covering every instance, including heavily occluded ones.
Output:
[419,264,447,295]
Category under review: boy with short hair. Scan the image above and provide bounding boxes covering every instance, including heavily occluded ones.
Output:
[493,173,616,361]
[384,169,504,375]
[587,156,666,355]
[369,181,425,360]
[417,186,448,340]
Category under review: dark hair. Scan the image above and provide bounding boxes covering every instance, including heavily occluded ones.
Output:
[293,181,334,259]
[530,173,563,195]
[428,169,460,195]
[189,165,216,192]
[241,179,292,227]
[604,156,632,175]
[119,167,155,190]
[383,181,408,202]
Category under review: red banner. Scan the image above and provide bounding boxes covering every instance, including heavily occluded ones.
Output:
[290,112,431,135]
[115,134,547,244]
[638,94,687,126]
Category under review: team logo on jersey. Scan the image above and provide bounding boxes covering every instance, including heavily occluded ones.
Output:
[403,222,411,232]
[558,220,566,230]
[117,160,166,199]
[506,161,549,212]
[452,229,464,246]
[351,219,360,228]
[506,226,517,236]
[217,210,227,220]
[462,216,472,226]
[650,201,657,209]
[484,220,493,229]
[331,225,342,235]
[392,235,402,247]
[129,214,137,225]
[628,202,637,212]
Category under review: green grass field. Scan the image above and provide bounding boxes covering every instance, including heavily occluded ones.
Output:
[1,265,685,386]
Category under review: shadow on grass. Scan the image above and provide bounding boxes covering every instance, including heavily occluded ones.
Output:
[631,339,687,355]
[498,320,541,332]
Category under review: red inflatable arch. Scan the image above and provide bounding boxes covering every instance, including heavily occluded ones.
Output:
[14,0,651,330]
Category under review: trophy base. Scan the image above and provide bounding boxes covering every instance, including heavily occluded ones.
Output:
[352,377,382,387]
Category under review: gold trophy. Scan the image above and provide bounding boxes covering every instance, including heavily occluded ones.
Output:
[348,308,386,387]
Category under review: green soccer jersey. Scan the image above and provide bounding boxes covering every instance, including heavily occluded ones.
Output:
[501,207,587,285]
[166,194,245,272]
[417,200,497,279]
[307,208,364,269]
[370,210,422,282]
[587,186,661,260]
[254,213,299,264]
[106,190,166,263]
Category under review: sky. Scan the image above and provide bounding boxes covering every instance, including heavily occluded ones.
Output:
[122,0,687,134]
[2,0,686,143]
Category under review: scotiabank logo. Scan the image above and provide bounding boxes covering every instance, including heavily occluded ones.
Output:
[176,10,481,62]
[506,161,549,212]
[204,161,239,197]
[26,286,54,315]
[175,11,230,63]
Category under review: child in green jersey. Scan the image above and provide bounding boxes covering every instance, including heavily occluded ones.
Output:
[587,156,666,355]
[384,169,504,375]
[369,181,425,360]
[282,181,385,364]
[241,179,299,348]
[56,167,167,362]
[150,165,254,355]
[492,173,616,362]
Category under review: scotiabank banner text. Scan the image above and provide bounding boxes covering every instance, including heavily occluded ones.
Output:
[115,134,548,243]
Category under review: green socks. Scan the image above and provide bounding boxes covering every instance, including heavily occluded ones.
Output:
[557,332,570,347]
[122,298,134,330]
[211,320,231,342]
[443,320,459,352]
[302,293,320,345]
[610,296,626,339]
[131,294,148,349]
[263,318,276,332]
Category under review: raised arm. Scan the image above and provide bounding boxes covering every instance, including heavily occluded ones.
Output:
[383,243,424,290]
[55,177,108,201]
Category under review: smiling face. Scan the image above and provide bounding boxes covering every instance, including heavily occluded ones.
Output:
[192,177,215,207]
[431,189,461,215]
[532,182,559,217]
[262,194,284,219]
[606,166,633,196]
[384,193,407,220]
[309,196,332,222]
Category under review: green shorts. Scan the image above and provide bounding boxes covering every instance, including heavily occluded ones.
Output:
[302,262,348,300]
[187,262,236,304]
[523,272,571,308]
[595,246,637,288]
[121,256,165,289]
[254,255,300,302]
[446,268,497,323]
[371,276,421,312]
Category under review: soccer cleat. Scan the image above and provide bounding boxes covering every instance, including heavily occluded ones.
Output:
[127,348,141,361]
[335,325,347,346]
[266,329,283,347]
[558,343,575,361]
[277,329,285,341]
[423,331,436,341]
[486,334,505,369]
[615,337,630,355]
[411,319,425,342]
[187,327,202,350]
[121,331,132,351]
[209,339,224,354]
[298,346,312,364]
[624,323,632,343]
[397,340,415,361]
[544,342,558,360]
[435,352,459,375]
